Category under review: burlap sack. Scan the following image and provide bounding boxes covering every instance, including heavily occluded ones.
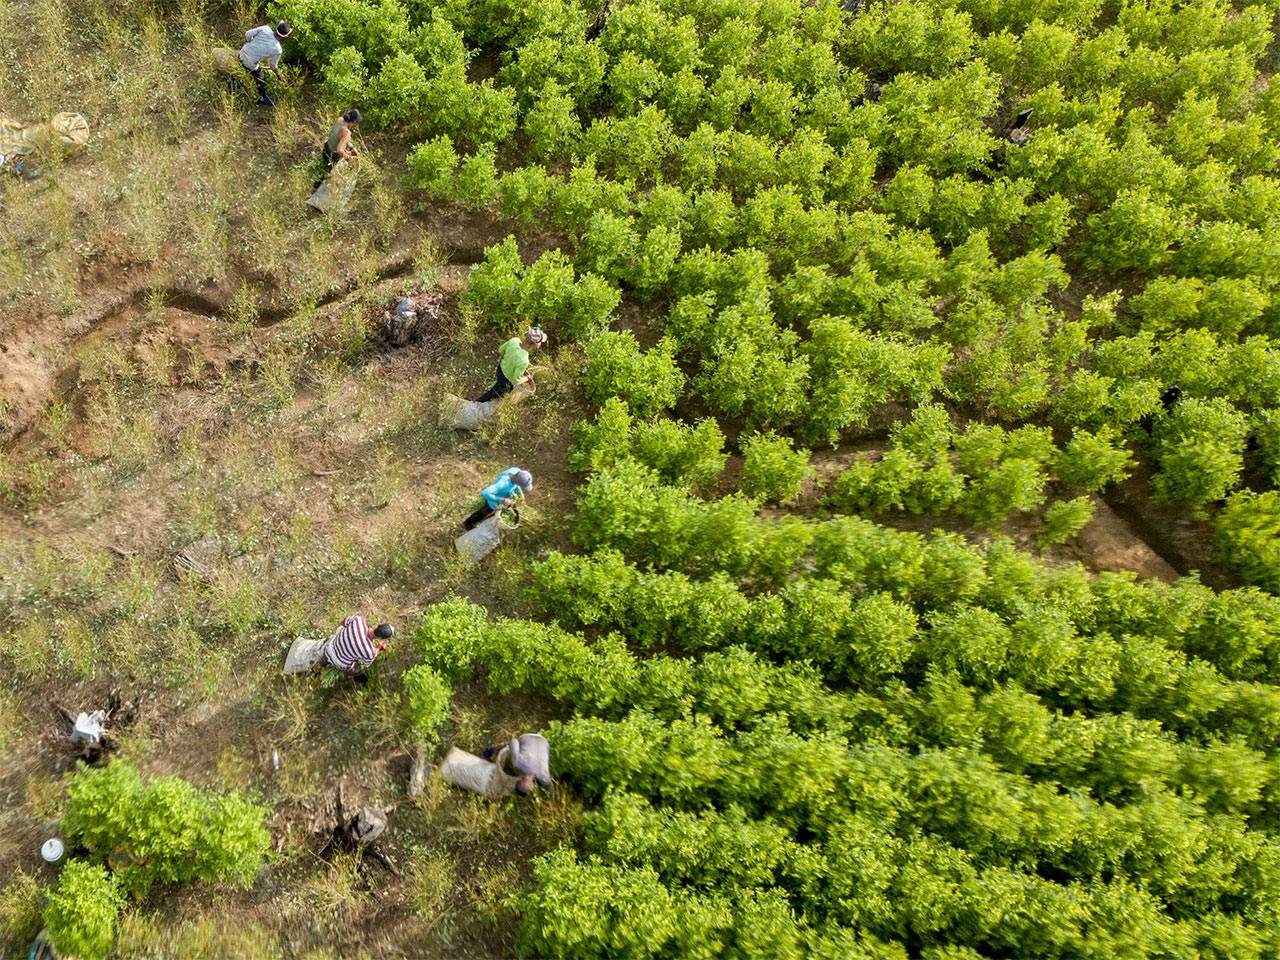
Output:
[441,382,535,430]
[211,46,246,77]
[437,747,518,799]
[0,112,89,157]
[283,637,326,675]
[306,156,359,214]
[46,113,89,154]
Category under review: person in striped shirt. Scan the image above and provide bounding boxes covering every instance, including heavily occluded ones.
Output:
[323,614,393,677]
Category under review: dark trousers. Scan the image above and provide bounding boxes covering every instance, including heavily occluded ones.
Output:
[315,144,337,188]
[476,364,513,403]
[463,504,496,531]
[244,64,269,101]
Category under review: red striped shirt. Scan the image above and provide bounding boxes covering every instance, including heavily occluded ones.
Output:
[327,615,375,672]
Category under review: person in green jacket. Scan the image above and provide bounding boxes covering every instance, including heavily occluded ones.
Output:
[475,327,547,402]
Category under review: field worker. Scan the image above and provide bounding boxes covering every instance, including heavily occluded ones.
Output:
[323,614,393,678]
[485,733,552,797]
[319,109,361,182]
[239,20,292,107]
[463,467,533,530]
[475,327,547,402]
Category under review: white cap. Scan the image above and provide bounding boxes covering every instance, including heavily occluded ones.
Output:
[41,837,65,862]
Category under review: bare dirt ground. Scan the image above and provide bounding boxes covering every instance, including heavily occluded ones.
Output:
[0,7,587,948]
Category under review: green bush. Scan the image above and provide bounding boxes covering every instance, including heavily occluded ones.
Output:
[412,597,489,679]
[454,147,500,209]
[403,664,453,745]
[1217,491,1280,593]
[320,45,368,108]
[739,432,813,503]
[570,398,726,491]
[1083,189,1189,274]
[1153,398,1248,508]
[43,862,124,960]
[581,331,684,418]
[406,135,457,197]
[1039,496,1096,546]
[462,241,621,341]
[1052,428,1133,493]
[497,165,555,223]
[62,762,270,897]
[366,51,430,126]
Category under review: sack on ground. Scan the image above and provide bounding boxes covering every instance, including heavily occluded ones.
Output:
[441,382,535,431]
[211,46,246,78]
[306,156,358,214]
[0,113,90,158]
[46,113,89,154]
[454,511,518,565]
[283,637,326,675]
[440,394,500,431]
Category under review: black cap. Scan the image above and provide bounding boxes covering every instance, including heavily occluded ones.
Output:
[373,623,394,639]
[275,20,292,37]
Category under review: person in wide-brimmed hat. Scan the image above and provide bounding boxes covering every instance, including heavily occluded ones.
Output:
[238,20,292,107]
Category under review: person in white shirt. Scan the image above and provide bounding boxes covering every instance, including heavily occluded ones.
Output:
[239,20,292,107]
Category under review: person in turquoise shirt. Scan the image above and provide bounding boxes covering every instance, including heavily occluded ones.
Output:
[464,467,534,530]
[476,327,547,402]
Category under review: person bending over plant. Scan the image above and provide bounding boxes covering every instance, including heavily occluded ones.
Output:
[238,20,291,107]
[475,327,547,402]
[322,614,393,680]
[484,732,553,797]
[463,467,533,530]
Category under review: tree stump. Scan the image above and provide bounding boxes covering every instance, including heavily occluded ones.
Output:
[53,688,140,765]
[318,780,397,874]
[382,289,446,348]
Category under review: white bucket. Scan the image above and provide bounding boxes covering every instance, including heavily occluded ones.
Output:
[41,838,64,863]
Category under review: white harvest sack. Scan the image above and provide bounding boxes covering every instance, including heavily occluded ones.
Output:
[437,747,517,799]
[283,637,326,675]
[454,511,518,565]
[441,382,535,431]
[306,156,358,214]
